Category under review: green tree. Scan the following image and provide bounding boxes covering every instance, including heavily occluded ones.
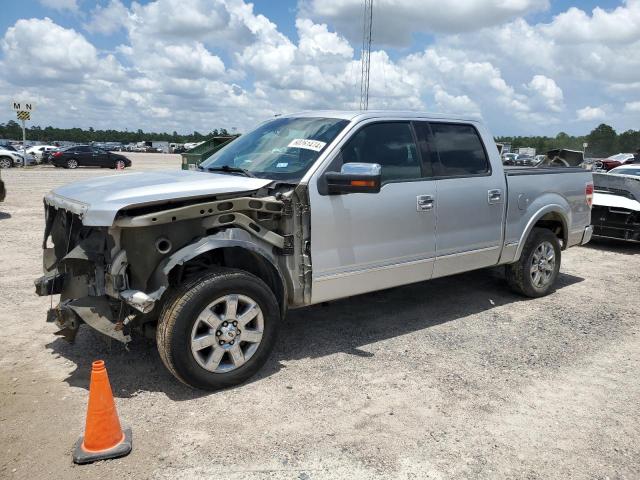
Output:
[586,124,617,157]
[617,130,640,153]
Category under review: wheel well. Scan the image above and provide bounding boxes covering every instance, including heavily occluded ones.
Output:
[168,247,286,314]
[533,212,567,247]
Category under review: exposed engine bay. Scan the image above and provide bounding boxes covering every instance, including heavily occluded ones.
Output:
[35,183,311,344]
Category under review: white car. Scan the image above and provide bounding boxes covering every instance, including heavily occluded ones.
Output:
[0,145,27,168]
[592,164,640,242]
[27,145,59,162]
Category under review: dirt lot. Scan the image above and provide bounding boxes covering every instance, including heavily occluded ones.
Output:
[0,152,638,479]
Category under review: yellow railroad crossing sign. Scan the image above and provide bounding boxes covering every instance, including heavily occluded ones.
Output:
[16,111,30,121]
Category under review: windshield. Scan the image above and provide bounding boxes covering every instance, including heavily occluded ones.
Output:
[611,167,640,176]
[200,117,349,181]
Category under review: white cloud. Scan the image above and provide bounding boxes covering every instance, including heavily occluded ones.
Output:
[39,0,78,12]
[624,101,640,112]
[433,86,480,116]
[304,0,549,46]
[1,18,100,82]
[85,0,130,35]
[1,0,639,135]
[526,75,564,112]
[577,106,606,122]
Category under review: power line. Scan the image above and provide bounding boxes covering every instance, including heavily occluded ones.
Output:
[360,0,373,110]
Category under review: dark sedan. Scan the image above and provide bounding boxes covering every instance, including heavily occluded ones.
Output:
[51,145,132,169]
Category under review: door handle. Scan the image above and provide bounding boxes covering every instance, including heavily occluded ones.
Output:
[488,189,503,204]
[416,195,434,211]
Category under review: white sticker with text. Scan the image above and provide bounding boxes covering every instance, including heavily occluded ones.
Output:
[287,138,326,152]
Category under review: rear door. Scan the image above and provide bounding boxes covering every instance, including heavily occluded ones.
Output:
[416,122,506,277]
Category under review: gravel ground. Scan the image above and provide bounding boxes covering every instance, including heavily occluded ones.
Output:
[0,153,639,479]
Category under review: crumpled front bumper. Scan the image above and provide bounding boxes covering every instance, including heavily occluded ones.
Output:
[40,294,131,344]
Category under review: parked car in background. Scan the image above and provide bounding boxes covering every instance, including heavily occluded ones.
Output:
[26,145,59,163]
[502,153,518,165]
[595,153,636,171]
[592,165,640,242]
[41,147,61,164]
[50,145,132,169]
[35,110,594,390]
[0,145,26,168]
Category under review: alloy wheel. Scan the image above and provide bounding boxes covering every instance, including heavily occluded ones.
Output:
[190,294,264,373]
[530,241,556,288]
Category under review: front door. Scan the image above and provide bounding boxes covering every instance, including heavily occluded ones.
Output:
[308,121,437,303]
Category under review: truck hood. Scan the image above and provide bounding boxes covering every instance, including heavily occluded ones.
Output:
[44,170,273,226]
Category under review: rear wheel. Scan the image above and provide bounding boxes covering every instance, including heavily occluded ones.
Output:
[66,158,78,169]
[156,269,280,390]
[506,228,561,298]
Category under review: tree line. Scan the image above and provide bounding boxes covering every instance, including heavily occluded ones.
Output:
[1,119,638,157]
[497,124,640,158]
[0,120,231,144]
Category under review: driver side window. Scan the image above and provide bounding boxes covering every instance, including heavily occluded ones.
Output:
[337,122,422,183]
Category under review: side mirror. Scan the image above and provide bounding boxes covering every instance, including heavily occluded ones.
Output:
[325,162,382,194]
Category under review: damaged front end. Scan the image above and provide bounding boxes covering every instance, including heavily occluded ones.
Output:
[35,203,133,343]
[35,182,310,345]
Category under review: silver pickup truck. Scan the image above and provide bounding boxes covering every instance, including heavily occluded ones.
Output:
[36,111,594,390]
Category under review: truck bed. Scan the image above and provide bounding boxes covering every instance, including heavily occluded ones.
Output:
[499,165,593,263]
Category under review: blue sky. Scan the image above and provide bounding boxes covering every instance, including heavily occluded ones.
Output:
[0,1,638,136]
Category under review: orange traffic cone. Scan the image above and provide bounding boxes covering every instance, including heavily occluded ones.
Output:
[73,360,132,464]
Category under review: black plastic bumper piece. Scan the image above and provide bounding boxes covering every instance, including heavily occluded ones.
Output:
[34,272,66,296]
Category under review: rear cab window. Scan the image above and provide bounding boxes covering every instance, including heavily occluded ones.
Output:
[421,122,490,178]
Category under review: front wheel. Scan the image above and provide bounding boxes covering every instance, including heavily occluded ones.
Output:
[156,269,280,390]
[0,157,12,169]
[506,228,561,298]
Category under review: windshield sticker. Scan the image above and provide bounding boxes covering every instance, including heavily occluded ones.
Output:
[276,162,288,168]
[287,138,326,152]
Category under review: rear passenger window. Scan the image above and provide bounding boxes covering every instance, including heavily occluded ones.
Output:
[429,123,489,177]
[338,122,421,183]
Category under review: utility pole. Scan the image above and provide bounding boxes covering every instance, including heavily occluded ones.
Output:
[359,0,373,110]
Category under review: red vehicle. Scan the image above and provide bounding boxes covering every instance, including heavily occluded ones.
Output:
[595,153,635,171]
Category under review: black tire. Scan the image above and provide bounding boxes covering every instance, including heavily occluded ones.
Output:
[66,158,79,169]
[506,228,561,298]
[156,268,280,390]
[0,157,12,169]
